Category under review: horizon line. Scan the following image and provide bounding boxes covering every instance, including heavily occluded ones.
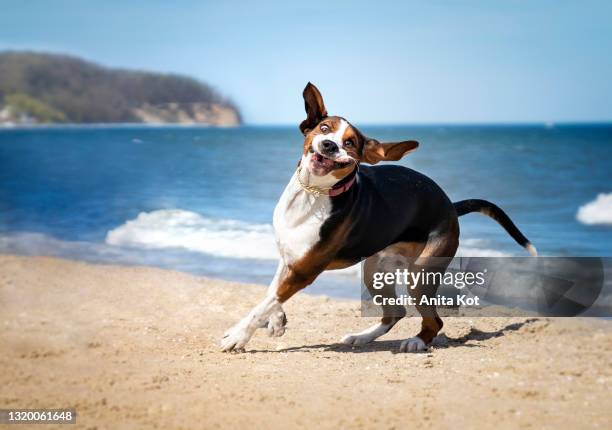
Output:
[1,120,612,131]
[247,120,612,127]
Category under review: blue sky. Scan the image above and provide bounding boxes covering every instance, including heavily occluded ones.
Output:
[1,0,611,124]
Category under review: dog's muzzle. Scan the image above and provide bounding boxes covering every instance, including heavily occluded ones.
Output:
[320,139,339,156]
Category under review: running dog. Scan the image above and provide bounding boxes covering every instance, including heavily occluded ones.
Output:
[221,83,536,353]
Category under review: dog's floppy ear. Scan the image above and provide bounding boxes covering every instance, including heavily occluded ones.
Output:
[362,139,419,164]
[299,82,328,135]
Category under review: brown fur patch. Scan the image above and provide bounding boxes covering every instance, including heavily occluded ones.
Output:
[362,139,419,165]
[382,241,427,258]
[325,259,359,270]
[277,218,353,302]
[330,163,356,180]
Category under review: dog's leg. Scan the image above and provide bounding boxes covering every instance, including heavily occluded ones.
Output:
[263,262,288,337]
[341,316,403,346]
[221,261,289,351]
[221,262,319,352]
[399,228,458,353]
[221,293,282,352]
[341,243,424,346]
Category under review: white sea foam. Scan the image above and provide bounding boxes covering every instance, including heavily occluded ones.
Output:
[105,209,279,260]
[577,193,612,225]
[104,209,513,267]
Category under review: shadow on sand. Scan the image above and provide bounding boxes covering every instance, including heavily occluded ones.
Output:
[248,318,541,354]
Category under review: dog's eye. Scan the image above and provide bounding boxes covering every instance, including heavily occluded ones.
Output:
[320,124,330,133]
[344,140,354,147]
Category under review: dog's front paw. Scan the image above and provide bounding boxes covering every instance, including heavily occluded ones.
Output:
[221,324,252,352]
[266,309,287,337]
[399,337,427,353]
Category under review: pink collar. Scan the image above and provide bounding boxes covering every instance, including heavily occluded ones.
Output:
[296,160,359,197]
[328,169,358,197]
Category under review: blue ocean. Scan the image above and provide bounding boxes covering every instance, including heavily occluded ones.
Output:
[1,125,611,298]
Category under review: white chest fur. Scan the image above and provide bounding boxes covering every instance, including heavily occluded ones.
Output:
[273,173,332,263]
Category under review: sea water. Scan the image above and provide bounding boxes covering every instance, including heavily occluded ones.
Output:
[1,124,611,298]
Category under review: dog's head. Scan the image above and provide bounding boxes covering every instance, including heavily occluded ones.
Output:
[299,82,418,179]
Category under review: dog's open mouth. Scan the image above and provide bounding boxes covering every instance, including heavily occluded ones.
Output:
[310,152,353,172]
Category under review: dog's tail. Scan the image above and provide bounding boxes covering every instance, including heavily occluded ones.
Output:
[454,199,537,256]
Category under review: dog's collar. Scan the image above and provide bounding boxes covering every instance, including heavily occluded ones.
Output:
[296,163,358,197]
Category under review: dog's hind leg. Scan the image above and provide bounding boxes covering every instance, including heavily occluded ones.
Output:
[399,225,459,353]
[340,316,401,346]
[341,241,425,346]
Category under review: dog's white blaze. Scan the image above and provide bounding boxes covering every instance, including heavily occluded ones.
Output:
[273,171,331,263]
[311,119,350,155]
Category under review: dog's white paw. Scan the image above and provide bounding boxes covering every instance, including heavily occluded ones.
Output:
[266,309,287,337]
[221,324,252,352]
[399,337,427,353]
[340,322,392,346]
[340,332,376,346]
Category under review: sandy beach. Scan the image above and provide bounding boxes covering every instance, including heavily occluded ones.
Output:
[1,255,610,429]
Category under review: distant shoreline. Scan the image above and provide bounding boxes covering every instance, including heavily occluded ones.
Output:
[1,121,612,130]
[1,52,242,127]
[0,122,242,130]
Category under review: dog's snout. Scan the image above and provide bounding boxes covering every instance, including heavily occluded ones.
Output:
[321,139,338,154]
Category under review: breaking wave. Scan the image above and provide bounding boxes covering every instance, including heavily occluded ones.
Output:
[577,193,612,225]
[104,209,511,263]
[105,209,279,260]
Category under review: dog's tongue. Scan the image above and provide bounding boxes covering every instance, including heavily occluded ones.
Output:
[320,158,335,168]
[314,153,335,167]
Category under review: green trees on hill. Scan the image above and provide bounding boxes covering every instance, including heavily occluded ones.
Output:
[2,93,67,123]
[0,51,240,124]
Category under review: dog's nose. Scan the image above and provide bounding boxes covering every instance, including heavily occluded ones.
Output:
[321,139,338,154]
